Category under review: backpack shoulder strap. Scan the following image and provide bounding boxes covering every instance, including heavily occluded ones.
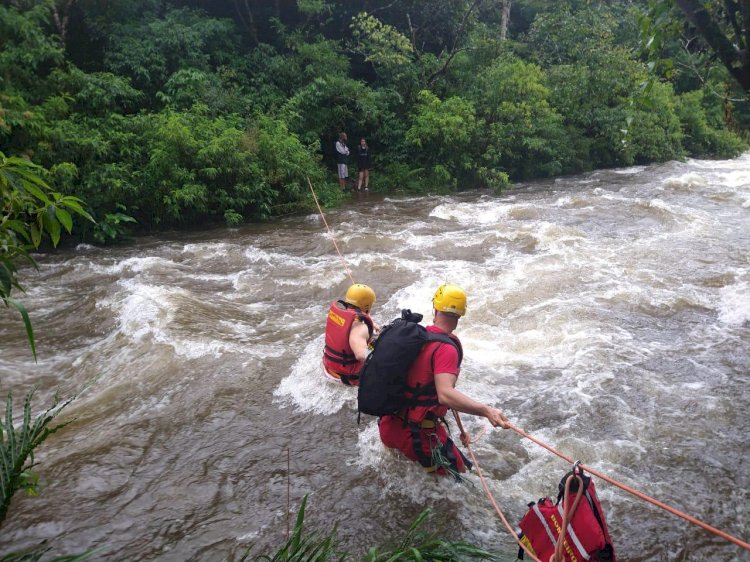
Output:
[356,313,374,338]
[425,332,463,367]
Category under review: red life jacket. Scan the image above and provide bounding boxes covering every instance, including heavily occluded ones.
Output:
[518,468,616,562]
[403,328,463,423]
[323,300,373,383]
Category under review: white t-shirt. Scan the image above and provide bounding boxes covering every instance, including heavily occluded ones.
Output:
[335,141,349,156]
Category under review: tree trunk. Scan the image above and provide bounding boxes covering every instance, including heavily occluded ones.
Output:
[676,0,750,93]
[426,0,484,86]
[233,0,259,46]
[52,0,75,46]
[500,0,511,41]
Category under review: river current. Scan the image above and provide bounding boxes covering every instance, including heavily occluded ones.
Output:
[1,154,749,561]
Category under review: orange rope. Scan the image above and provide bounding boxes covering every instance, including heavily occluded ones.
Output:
[506,423,750,551]
[307,173,749,553]
[552,473,584,562]
[452,410,750,553]
[306,176,355,285]
[451,411,543,562]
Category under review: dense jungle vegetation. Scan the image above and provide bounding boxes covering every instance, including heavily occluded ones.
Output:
[1,0,749,242]
[1,2,749,559]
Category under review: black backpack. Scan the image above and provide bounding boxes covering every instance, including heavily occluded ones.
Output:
[357,309,462,417]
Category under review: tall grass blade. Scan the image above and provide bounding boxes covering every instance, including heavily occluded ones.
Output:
[246,497,511,562]
[6,298,36,360]
[0,388,77,525]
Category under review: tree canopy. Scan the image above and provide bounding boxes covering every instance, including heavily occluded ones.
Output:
[0,0,747,241]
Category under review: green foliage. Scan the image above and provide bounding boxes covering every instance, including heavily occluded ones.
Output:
[1,0,746,243]
[297,0,331,18]
[0,387,76,525]
[478,167,510,194]
[158,68,214,110]
[244,497,509,562]
[242,44,303,113]
[545,46,685,170]
[350,12,414,76]
[471,56,570,179]
[405,90,479,189]
[247,495,346,561]
[46,68,143,116]
[0,152,94,357]
[378,162,428,192]
[91,205,137,244]
[282,74,381,145]
[0,4,64,95]
[526,4,619,67]
[248,114,323,218]
[626,78,685,164]
[56,108,324,228]
[363,509,508,561]
[294,38,351,81]
[638,0,750,94]
[675,89,748,157]
[104,8,239,101]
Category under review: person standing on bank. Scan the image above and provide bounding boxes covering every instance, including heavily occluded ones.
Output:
[322,283,379,386]
[356,138,371,191]
[335,132,350,191]
[378,283,509,476]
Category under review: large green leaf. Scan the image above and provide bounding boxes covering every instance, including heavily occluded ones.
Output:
[54,208,73,233]
[59,198,95,223]
[42,209,62,247]
[6,297,36,360]
[30,223,41,249]
[17,179,51,205]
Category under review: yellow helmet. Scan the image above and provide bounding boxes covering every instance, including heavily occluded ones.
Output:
[432,283,467,317]
[344,283,376,313]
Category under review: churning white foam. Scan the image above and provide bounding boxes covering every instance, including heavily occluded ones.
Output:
[662,172,707,191]
[116,280,178,341]
[430,200,511,224]
[181,242,234,257]
[274,335,357,414]
[718,279,750,325]
[93,255,177,275]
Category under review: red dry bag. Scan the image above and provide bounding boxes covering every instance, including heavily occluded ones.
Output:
[517,465,616,562]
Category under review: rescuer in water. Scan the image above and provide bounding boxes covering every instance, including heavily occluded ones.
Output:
[322,283,379,385]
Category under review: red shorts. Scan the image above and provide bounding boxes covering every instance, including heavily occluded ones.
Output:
[378,415,470,476]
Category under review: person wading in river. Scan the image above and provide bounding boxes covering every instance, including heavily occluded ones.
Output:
[322,284,379,385]
[378,283,509,476]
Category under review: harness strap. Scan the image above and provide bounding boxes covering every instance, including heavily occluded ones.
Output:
[340,372,359,386]
[406,414,472,474]
[408,422,435,468]
[401,346,444,415]
[323,346,360,366]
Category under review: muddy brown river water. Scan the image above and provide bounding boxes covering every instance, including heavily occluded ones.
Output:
[1,154,749,561]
